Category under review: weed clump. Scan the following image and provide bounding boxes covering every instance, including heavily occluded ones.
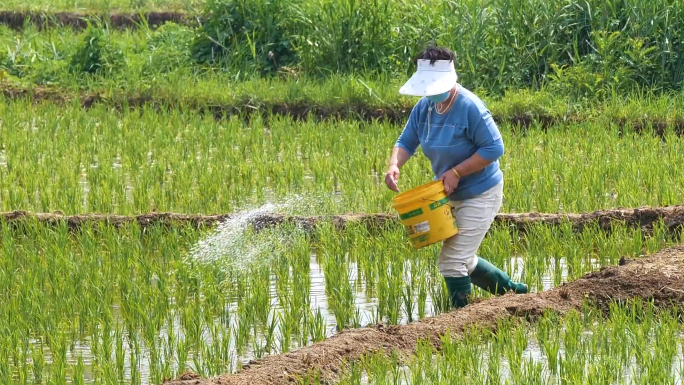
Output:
[145,22,194,74]
[191,0,296,74]
[69,25,123,75]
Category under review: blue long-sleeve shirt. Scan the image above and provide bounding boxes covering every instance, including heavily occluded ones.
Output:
[395,86,504,201]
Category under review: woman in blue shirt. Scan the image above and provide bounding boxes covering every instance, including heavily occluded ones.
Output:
[385,47,527,308]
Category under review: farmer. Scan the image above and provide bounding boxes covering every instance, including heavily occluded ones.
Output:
[385,46,527,308]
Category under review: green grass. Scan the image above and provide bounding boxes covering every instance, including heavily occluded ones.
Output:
[2,0,684,102]
[334,300,684,385]
[1,99,682,215]
[0,219,678,384]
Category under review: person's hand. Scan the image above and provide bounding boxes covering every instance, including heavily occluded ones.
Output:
[384,165,400,192]
[439,169,460,195]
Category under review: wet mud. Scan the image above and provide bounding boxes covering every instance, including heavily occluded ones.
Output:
[2,205,684,233]
[162,244,684,385]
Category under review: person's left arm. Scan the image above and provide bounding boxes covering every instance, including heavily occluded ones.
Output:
[439,109,504,194]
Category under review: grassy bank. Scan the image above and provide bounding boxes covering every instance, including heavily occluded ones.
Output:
[7,75,684,127]
[1,21,684,132]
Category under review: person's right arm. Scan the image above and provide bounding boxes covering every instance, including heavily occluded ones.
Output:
[385,147,411,192]
[385,104,421,192]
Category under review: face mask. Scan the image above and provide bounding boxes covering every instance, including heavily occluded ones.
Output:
[427,91,450,103]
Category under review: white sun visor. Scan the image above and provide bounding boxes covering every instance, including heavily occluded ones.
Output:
[399,59,458,96]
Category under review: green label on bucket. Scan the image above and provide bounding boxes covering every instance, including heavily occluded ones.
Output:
[429,197,449,210]
[412,234,430,244]
[400,208,423,220]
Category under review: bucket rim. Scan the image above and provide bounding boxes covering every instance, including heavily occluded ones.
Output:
[392,180,446,207]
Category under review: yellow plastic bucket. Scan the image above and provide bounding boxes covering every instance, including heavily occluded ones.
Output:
[392,180,458,249]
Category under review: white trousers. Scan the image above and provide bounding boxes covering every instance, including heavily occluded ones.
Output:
[438,181,503,277]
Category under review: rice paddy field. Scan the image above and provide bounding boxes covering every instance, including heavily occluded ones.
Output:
[1,101,684,215]
[2,0,684,384]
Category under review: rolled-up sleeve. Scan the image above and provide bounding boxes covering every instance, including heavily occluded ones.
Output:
[394,104,420,156]
[469,110,504,161]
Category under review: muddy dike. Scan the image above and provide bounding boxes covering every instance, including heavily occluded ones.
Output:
[162,244,684,385]
[2,205,684,233]
[0,10,194,30]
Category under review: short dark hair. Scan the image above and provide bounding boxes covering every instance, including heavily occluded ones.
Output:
[415,46,455,65]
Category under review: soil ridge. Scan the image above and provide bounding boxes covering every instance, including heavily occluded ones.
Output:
[2,205,683,232]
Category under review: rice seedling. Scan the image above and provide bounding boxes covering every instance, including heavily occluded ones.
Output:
[536,312,561,375]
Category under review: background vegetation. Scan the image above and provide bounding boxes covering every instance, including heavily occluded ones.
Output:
[2,0,684,101]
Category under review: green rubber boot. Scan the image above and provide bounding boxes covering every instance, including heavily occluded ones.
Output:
[444,276,472,308]
[470,256,527,295]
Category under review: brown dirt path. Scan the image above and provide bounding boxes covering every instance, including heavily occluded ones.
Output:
[0,10,194,29]
[163,245,684,385]
[2,205,684,232]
